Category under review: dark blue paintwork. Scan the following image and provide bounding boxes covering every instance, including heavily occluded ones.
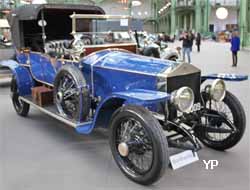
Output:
[30,53,46,81]
[202,73,248,81]
[92,66,158,98]
[76,89,171,134]
[16,52,28,64]
[39,55,57,83]
[75,51,174,133]
[1,49,248,135]
[81,50,180,100]
[83,50,180,75]
[0,60,34,96]
[1,50,172,134]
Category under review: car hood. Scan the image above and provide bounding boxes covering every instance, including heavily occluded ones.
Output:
[83,49,181,76]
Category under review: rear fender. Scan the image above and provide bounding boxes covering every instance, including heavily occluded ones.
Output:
[75,89,170,134]
[201,74,248,83]
[0,60,34,96]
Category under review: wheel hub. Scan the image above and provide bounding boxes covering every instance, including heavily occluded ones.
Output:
[56,91,64,103]
[118,142,129,157]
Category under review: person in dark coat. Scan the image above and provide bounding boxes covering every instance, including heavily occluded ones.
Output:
[189,31,195,51]
[179,31,192,63]
[230,31,240,67]
[196,32,201,52]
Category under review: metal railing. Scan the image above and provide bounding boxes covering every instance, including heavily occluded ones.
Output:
[210,0,240,6]
[176,0,194,7]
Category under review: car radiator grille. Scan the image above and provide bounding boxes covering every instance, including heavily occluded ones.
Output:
[167,72,201,103]
[164,72,201,120]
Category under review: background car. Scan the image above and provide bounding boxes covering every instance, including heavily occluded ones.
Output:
[135,32,179,61]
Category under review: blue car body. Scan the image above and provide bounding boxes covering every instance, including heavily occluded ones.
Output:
[2,49,179,133]
[2,48,248,134]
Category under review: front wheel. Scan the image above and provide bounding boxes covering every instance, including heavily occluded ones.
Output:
[198,91,246,150]
[109,105,168,185]
[10,76,30,116]
[54,64,90,122]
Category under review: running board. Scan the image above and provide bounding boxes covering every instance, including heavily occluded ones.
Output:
[19,96,92,130]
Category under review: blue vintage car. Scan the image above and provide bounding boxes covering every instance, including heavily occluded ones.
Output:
[1,4,248,185]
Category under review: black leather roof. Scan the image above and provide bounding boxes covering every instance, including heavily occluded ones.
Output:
[8,4,105,22]
[8,4,105,49]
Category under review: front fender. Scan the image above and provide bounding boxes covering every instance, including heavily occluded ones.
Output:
[114,89,171,105]
[0,60,34,96]
[75,89,170,134]
[201,73,248,83]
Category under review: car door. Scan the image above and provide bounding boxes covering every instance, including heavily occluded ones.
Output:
[39,55,57,84]
[29,52,45,82]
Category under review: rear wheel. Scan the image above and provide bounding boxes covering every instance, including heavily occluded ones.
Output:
[10,76,30,116]
[198,91,246,150]
[109,105,168,185]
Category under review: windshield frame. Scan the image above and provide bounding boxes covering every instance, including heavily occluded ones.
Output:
[70,13,132,34]
[70,13,136,46]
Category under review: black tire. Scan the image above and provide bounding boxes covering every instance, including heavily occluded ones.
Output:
[10,76,30,117]
[109,105,168,185]
[54,64,90,122]
[199,91,246,150]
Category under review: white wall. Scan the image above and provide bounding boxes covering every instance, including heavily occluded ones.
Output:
[98,0,153,31]
[209,7,238,32]
[99,0,153,18]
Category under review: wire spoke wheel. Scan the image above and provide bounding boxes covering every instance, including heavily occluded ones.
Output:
[116,118,154,174]
[199,91,246,150]
[109,105,168,185]
[204,100,233,142]
[54,65,90,122]
[55,74,79,120]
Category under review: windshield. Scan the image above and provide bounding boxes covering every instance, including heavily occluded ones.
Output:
[74,17,135,45]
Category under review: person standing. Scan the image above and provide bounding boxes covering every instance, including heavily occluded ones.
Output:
[179,31,192,63]
[230,31,240,67]
[189,31,195,51]
[196,32,201,52]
